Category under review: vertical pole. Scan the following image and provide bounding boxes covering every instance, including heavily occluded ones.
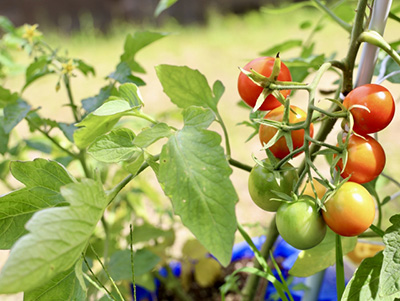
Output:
[355,0,392,87]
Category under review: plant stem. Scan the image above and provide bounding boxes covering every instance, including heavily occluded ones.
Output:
[335,234,345,300]
[101,216,110,266]
[83,254,116,300]
[306,135,342,152]
[228,158,252,172]
[369,224,385,237]
[106,154,160,203]
[90,244,125,301]
[216,111,231,158]
[27,120,77,158]
[241,216,279,301]
[358,30,400,66]
[342,0,369,94]
[64,75,80,123]
[78,150,91,178]
[129,224,136,301]
[309,104,347,118]
[312,0,352,32]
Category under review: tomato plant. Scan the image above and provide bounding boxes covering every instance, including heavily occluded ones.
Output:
[259,105,313,159]
[238,57,292,111]
[322,182,375,237]
[343,83,395,135]
[336,134,386,184]
[248,160,298,212]
[276,195,327,250]
[0,1,400,301]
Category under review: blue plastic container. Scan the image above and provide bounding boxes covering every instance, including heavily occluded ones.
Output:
[133,235,346,301]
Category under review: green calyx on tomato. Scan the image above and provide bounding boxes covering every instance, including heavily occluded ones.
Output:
[238,56,292,111]
[259,105,313,159]
[248,159,298,212]
[343,84,395,135]
[322,181,375,237]
[276,195,327,250]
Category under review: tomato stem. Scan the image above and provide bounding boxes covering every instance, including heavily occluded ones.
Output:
[241,217,280,301]
[335,234,345,300]
[369,224,385,237]
[228,158,252,172]
[215,111,232,158]
[312,0,352,33]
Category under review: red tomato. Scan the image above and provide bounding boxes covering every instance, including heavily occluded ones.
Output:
[238,57,292,111]
[322,182,375,236]
[336,134,385,184]
[259,105,313,159]
[343,84,395,135]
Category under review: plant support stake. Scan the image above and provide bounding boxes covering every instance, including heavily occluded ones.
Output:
[355,0,392,87]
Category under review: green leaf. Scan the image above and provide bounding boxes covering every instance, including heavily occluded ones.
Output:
[92,99,132,116]
[156,65,217,112]
[380,214,400,297]
[58,122,77,143]
[212,80,225,103]
[0,117,9,154]
[10,159,75,189]
[0,188,64,249]
[285,55,326,82]
[0,16,15,33]
[0,178,108,294]
[259,39,303,57]
[24,138,52,154]
[342,252,399,301]
[23,56,54,91]
[333,2,356,23]
[133,123,172,148]
[0,86,18,108]
[132,223,172,244]
[3,99,31,133]
[0,159,75,249]
[121,31,167,73]
[108,62,146,86]
[290,229,357,277]
[118,83,144,108]
[375,55,400,84]
[158,127,237,266]
[108,249,160,281]
[74,58,95,76]
[182,106,215,129]
[154,0,179,17]
[81,85,114,114]
[24,266,86,301]
[124,151,145,175]
[88,128,140,163]
[74,100,137,149]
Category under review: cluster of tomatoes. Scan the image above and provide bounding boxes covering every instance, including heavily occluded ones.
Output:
[238,56,395,250]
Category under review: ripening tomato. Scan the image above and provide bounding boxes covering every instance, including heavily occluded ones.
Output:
[238,57,292,111]
[248,159,298,212]
[343,84,395,135]
[322,182,375,236]
[259,105,313,159]
[336,134,385,184]
[276,195,327,250]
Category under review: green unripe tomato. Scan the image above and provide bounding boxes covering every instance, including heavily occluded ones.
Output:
[248,160,298,212]
[276,196,327,250]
